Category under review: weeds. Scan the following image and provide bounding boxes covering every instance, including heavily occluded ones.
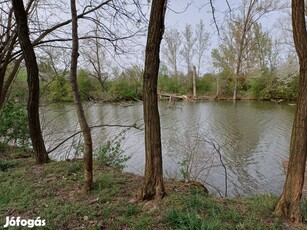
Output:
[0,158,304,229]
[0,159,19,171]
[95,130,131,170]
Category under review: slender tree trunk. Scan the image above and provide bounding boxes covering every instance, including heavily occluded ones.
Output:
[138,0,167,201]
[233,78,238,100]
[70,0,93,192]
[0,58,23,110]
[12,0,49,164]
[192,65,197,98]
[274,0,307,223]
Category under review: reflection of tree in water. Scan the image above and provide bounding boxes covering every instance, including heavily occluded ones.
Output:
[209,102,268,194]
[207,101,293,195]
[163,101,282,195]
[42,101,294,195]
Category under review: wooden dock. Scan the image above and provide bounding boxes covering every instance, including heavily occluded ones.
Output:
[283,160,307,198]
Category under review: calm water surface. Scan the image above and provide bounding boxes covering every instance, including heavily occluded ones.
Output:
[41,101,295,196]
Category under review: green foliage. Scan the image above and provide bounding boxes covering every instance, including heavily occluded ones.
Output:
[109,65,143,101]
[178,159,190,182]
[109,77,142,100]
[0,100,30,148]
[66,161,83,176]
[164,208,208,229]
[95,134,130,170]
[94,173,120,203]
[48,75,72,102]
[10,69,28,102]
[158,75,189,94]
[275,76,298,101]
[301,199,307,217]
[124,203,141,217]
[249,72,278,99]
[196,75,216,95]
[77,69,96,100]
[0,158,300,229]
[0,159,19,171]
[249,72,298,100]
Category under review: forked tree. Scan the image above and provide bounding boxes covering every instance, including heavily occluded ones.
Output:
[138,0,167,201]
[12,0,49,164]
[274,0,307,223]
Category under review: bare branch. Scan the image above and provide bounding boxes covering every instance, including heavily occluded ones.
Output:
[47,123,142,154]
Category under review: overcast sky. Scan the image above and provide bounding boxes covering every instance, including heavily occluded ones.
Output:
[94,0,290,74]
[158,0,288,73]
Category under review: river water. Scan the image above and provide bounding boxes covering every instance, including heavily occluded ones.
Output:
[40,100,295,196]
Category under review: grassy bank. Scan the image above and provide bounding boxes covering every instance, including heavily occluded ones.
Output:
[0,157,306,229]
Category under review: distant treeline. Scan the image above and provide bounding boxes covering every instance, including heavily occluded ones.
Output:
[11,66,298,103]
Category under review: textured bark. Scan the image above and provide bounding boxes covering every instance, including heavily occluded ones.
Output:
[70,0,93,192]
[139,0,167,201]
[274,0,307,223]
[12,0,49,164]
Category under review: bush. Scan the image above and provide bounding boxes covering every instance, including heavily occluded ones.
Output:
[77,69,97,101]
[275,76,298,101]
[158,75,189,95]
[95,137,130,170]
[249,72,298,100]
[109,77,142,101]
[249,73,278,99]
[0,100,30,148]
[47,75,72,102]
[196,75,216,95]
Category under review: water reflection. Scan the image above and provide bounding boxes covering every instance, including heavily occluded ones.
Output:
[41,101,294,196]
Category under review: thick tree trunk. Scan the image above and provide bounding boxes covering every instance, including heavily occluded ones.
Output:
[12,0,49,164]
[274,67,307,223]
[70,0,93,193]
[139,0,167,201]
[274,0,307,223]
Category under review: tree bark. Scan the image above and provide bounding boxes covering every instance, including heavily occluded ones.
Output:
[139,0,167,201]
[192,65,197,98]
[274,0,307,223]
[12,0,49,164]
[70,0,93,193]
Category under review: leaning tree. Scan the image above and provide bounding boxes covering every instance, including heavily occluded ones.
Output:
[12,0,49,163]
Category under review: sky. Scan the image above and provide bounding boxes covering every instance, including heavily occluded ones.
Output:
[165,1,228,33]
[163,1,230,73]
[157,0,289,74]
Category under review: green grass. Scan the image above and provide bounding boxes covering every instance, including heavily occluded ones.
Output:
[0,157,305,229]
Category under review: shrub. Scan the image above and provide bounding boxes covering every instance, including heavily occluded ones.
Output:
[249,73,278,99]
[95,137,130,170]
[47,75,72,102]
[0,100,30,148]
[77,69,97,101]
[0,159,19,171]
[109,77,142,101]
[158,75,191,95]
[196,76,216,95]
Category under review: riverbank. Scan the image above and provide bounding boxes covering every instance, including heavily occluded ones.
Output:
[0,156,306,229]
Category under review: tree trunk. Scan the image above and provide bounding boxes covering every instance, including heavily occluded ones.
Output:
[233,78,238,100]
[274,0,307,223]
[12,0,49,164]
[70,0,93,192]
[138,0,167,201]
[192,65,197,98]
